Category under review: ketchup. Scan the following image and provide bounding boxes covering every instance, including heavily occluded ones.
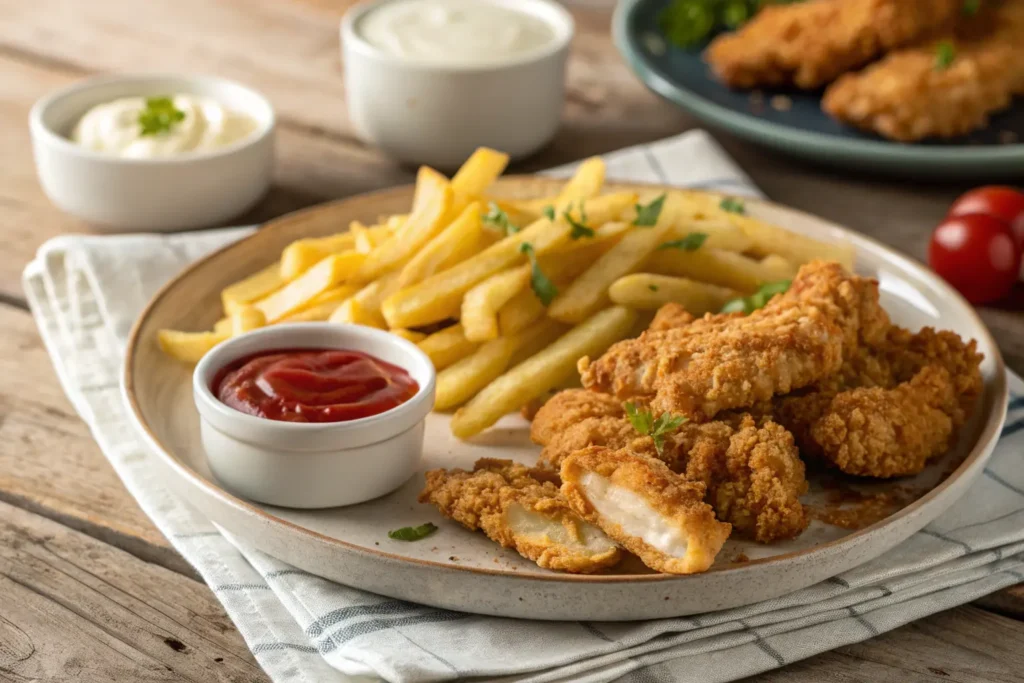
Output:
[213,349,419,423]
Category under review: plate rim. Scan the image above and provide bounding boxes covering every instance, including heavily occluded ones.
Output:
[612,0,1024,171]
[122,176,1009,585]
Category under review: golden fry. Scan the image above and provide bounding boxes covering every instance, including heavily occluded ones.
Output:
[256,252,365,322]
[230,306,266,336]
[462,265,531,342]
[158,329,229,364]
[645,248,796,293]
[221,262,283,314]
[608,273,738,315]
[417,324,480,371]
[398,202,483,288]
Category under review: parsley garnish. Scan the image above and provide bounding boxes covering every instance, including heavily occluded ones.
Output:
[719,197,745,214]
[541,205,556,221]
[519,242,559,305]
[633,194,666,227]
[962,0,980,15]
[138,96,186,137]
[388,522,437,541]
[721,280,791,315]
[624,402,686,455]
[483,202,519,235]
[563,201,594,239]
[935,41,956,70]
[658,232,708,251]
[648,284,659,292]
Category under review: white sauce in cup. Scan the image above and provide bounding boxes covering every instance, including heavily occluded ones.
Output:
[357,0,557,65]
[72,95,258,158]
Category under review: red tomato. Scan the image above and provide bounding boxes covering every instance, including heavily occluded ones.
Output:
[947,186,1024,250]
[929,214,1020,304]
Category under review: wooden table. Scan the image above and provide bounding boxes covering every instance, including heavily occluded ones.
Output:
[2,1,1023,680]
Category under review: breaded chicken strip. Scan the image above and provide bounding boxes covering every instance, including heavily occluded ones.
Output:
[706,0,960,89]
[772,326,983,477]
[419,458,621,573]
[823,0,1024,141]
[561,447,731,574]
[532,390,809,542]
[647,302,696,332]
[579,261,887,421]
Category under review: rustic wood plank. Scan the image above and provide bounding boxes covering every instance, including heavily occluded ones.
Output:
[0,498,269,682]
[974,584,1024,621]
[0,302,194,576]
[745,605,1024,682]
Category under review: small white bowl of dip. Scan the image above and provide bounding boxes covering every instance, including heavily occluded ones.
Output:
[193,322,436,509]
[29,73,275,232]
[341,0,574,169]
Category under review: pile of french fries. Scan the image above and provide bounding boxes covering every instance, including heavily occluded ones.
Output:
[159,148,854,439]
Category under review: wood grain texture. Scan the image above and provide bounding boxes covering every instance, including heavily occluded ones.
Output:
[0,498,269,682]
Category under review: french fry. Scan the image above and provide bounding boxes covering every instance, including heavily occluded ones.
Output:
[554,157,605,207]
[158,329,228,364]
[391,328,427,344]
[662,218,753,253]
[230,306,266,335]
[450,306,637,438]
[350,221,387,254]
[434,319,564,411]
[356,167,453,281]
[500,195,559,217]
[548,193,680,323]
[497,288,546,336]
[351,271,402,320]
[329,298,386,328]
[280,234,356,281]
[212,317,231,335]
[645,248,796,293]
[221,262,283,314]
[548,221,632,255]
[451,147,509,210]
[417,323,480,371]
[255,252,365,322]
[461,265,531,342]
[279,285,356,322]
[398,202,482,288]
[608,274,738,315]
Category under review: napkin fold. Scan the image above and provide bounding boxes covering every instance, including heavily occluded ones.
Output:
[23,130,1024,683]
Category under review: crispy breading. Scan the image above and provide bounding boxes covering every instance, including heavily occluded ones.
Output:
[579,261,886,420]
[647,302,696,332]
[533,390,809,542]
[771,325,983,477]
[530,388,626,446]
[705,0,960,90]
[419,458,621,573]
[560,447,731,574]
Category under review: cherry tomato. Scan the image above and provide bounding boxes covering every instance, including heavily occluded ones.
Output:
[929,214,1020,304]
[947,186,1024,250]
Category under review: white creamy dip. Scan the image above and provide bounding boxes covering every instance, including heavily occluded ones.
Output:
[358,0,557,65]
[72,95,258,158]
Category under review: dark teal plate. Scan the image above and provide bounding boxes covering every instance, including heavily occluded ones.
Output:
[613,0,1024,178]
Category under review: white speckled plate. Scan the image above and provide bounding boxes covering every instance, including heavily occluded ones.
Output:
[122,177,1007,621]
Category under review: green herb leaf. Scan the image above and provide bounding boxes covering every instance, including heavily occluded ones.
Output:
[388,522,438,541]
[935,41,956,70]
[658,0,715,48]
[720,279,791,315]
[564,201,595,239]
[138,96,186,137]
[542,205,556,221]
[624,401,687,455]
[658,232,708,251]
[962,0,980,15]
[519,242,559,306]
[648,284,659,292]
[633,194,667,227]
[719,197,746,214]
[483,202,519,235]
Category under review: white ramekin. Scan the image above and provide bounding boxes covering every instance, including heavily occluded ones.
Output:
[192,323,436,509]
[340,0,575,169]
[29,73,276,232]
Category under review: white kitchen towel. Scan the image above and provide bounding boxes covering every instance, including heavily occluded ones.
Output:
[22,130,1024,683]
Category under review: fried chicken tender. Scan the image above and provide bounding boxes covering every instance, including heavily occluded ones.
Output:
[823,0,1024,141]
[561,447,731,574]
[648,302,696,332]
[771,326,983,477]
[419,458,621,573]
[579,261,887,421]
[705,0,960,90]
[532,390,809,543]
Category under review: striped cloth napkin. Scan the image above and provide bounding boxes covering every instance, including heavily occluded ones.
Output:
[23,130,1024,683]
